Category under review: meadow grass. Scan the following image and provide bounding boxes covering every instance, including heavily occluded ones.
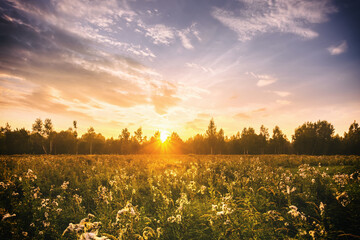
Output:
[1,155,359,239]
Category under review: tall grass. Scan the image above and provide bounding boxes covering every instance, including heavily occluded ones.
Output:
[1,155,359,239]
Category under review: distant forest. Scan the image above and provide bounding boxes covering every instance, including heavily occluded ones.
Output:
[0,118,359,155]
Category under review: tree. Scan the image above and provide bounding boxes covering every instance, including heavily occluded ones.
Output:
[134,128,143,143]
[0,123,11,154]
[53,130,76,154]
[73,120,78,154]
[206,118,217,154]
[32,118,43,134]
[269,126,289,154]
[240,127,259,154]
[259,125,269,154]
[228,132,241,154]
[168,132,184,153]
[5,128,30,154]
[83,127,96,154]
[217,128,225,154]
[120,128,131,154]
[292,120,334,155]
[186,134,207,154]
[44,118,54,154]
[73,121,78,138]
[344,121,360,155]
[31,118,47,154]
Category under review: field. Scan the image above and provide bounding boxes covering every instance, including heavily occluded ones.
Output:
[1,155,360,240]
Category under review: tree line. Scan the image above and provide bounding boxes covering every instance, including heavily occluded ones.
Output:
[0,118,359,155]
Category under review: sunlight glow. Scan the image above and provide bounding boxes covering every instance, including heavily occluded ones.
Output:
[160,130,169,143]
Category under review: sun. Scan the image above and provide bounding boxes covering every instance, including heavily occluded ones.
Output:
[160,130,169,143]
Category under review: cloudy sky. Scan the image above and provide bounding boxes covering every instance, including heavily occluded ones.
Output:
[1,0,359,139]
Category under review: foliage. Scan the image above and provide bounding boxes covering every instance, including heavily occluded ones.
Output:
[0,119,360,155]
[0,155,360,239]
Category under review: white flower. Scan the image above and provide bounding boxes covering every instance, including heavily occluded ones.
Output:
[212,204,218,211]
[2,213,16,221]
[116,202,137,222]
[43,221,50,227]
[216,211,224,216]
[176,214,182,223]
[61,181,69,190]
[167,216,176,223]
[199,185,207,194]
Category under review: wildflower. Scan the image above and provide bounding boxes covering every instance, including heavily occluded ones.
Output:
[33,187,41,199]
[73,194,83,204]
[212,204,218,211]
[319,202,325,216]
[156,227,162,238]
[43,221,50,227]
[176,214,182,223]
[187,181,197,192]
[116,202,137,222]
[336,191,350,207]
[61,181,69,190]
[220,203,233,215]
[2,213,16,221]
[26,169,37,181]
[176,193,190,213]
[167,216,176,223]
[216,211,224,216]
[288,205,306,220]
[333,174,350,187]
[79,232,109,240]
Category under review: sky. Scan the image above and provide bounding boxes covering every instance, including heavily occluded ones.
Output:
[0,0,360,140]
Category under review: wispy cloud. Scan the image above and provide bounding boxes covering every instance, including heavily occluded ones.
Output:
[328,41,348,55]
[273,91,291,97]
[276,100,291,105]
[0,0,184,120]
[211,0,336,41]
[6,0,156,60]
[177,23,201,49]
[144,24,175,45]
[141,22,200,49]
[234,112,250,119]
[178,30,194,49]
[247,72,277,87]
[186,63,214,74]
